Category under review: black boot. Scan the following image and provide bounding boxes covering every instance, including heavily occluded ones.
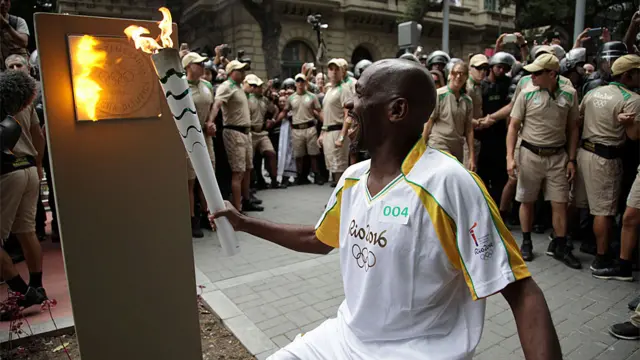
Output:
[559,245,582,270]
[546,238,557,256]
[191,216,204,238]
[579,241,597,255]
[520,241,534,261]
[242,200,264,212]
[590,254,613,271]
[0,287,47,321]
[200,213,212,231]
[269,178,286,189]
[315,173,325,186]
[249,193,263,205]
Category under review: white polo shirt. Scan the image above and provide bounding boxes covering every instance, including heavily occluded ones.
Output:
[301,139,530,359]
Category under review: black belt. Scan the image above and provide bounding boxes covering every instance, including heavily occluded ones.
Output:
[324,124,343,132]
[1,154,35,176]
[581,140,623,160]
[292,120,315,130]
[521,140,564,157]
[224,125,250,134]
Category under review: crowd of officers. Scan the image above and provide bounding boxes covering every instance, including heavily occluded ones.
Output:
[417,34,639,286]
[179,46,368,237]
[182,34,640,283]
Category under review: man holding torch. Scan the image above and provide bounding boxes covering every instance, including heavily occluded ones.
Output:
[211,59,560,360]
[124,7,239,255]
[211,60,263,212]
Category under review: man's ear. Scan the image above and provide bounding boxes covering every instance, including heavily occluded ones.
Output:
[388,98,408,123]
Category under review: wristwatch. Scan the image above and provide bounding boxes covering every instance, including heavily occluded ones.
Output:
[338,135,345,142]
[569,159,577,165]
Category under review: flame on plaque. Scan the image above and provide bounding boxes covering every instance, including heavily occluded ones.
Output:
[72,35,107,121]
[124,7,173,54]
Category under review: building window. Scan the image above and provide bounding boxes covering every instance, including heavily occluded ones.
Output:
[351,46,373,68]
[484,0,498,11]
[281,41,315,79]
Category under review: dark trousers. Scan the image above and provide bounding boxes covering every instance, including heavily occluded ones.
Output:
[214,114,232,201]
[35,145,58,234]
[252,151,266,188]
[477,141,508,206]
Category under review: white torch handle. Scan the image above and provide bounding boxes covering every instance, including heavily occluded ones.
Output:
[152,48,239,256]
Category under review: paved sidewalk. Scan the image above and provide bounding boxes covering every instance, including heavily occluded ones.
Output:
[194,185,640,360]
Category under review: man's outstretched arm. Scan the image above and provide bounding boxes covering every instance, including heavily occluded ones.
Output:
[501,278,562,360]
[211,201,334,255]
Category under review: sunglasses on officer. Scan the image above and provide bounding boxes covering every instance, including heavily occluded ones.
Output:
[472,65,489,72]
[295,78,306,83]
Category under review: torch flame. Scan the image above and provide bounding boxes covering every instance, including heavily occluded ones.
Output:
[158,7,173,49]
[73,35,106,121]
[124,7,173,54]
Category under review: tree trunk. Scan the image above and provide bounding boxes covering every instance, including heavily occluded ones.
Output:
[241,0,282,79]
[260,22,282,79]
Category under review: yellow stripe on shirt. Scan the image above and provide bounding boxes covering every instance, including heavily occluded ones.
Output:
[315,178,360,248]
[405,179,480,299]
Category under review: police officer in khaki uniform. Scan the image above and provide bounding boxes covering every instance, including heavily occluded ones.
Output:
[211,60,262,212]
[182,52,217,236]
[245,74,282,189]
[282,73,324,185]
[586,55,640,281]
[0,69,47,311]
[423,61,476,171]
[485,45,573,124]
[337,58,356,94]
[320,58,354,186]
[508,53,581,268]
[464,54,488,169]
[336,58,357,164]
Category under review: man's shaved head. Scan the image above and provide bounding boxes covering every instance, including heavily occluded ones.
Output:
[364,59,436,122]
[347,59,437,152]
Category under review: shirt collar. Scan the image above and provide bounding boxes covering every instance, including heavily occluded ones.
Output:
[401,137,427,175]
[609,81,628,89]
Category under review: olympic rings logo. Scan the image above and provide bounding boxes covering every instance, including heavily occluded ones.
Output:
[480,248,494,260]
[593,99,607,108]
[352,244,376,272]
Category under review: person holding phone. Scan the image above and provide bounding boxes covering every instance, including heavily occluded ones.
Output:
[623,12,640,55]
[213,44,230,69]
[494,33,529,65]
[179,43,189,58]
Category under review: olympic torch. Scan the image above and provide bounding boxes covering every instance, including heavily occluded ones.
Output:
[125,8,239,256]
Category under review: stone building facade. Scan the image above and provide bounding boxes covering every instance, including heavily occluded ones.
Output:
[57,0,515,80]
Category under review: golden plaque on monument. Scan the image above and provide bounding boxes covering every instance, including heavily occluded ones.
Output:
[68,35,163,121]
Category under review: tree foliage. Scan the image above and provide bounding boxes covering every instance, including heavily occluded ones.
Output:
[509,0,638,39]
[399,0,444,23]
[401,0,639,40]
